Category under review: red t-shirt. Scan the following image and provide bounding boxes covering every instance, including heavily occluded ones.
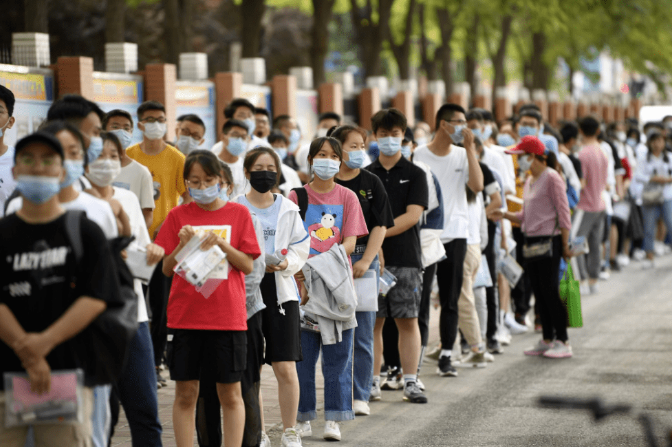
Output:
[155,201,261,331]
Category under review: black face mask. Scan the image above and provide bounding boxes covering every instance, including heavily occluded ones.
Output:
[249,170,277,193]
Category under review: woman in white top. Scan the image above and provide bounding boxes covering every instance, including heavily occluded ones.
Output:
[634,130,672,267]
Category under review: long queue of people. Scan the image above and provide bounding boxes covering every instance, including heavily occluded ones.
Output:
[0,82,670,447]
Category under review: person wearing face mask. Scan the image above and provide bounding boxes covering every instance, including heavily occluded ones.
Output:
[292,113,342,184]
[216,119,252,198]
[211,99,270,157]
[103,110,155,230]
[288,137,368,441]
[332,125,395,413]
[0,132,122,447]
[155,150,261,447]
[268,131,302,196]
[174,114,206,156]
[492,136,573,358]
[254,108,272,141]
[414,104,484,378]
[275,114,307,180]
[236,148,310,447]
[0,86,17,216]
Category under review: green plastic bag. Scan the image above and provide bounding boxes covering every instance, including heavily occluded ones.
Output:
[559,263,583,328]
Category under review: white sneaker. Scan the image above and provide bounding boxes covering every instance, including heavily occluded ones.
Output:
[633,249,646,261]
[353,399,370,416]
[496,325,512,345]
[296,421,312,438]
[654,241,666,256]
[323,421,341,441]
[598,270,610,281]
[617,254,630,267]
[281,427,302,447]
[484,351,495,363]
[642,259,655,270]
[260,431,271,447]
[416,377,425,391]
[504,312,528,335]
[370,380,381,401]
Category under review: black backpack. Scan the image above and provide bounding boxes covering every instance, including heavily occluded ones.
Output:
[292,187,309,221]
[65,211,139,386]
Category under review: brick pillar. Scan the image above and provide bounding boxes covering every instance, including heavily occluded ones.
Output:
[272,75,297,119]
[549,101,561,127]
[56,56,94,99]
[392,91,415,127]
[214,72,242,137]
[603,105,614,123]
[514,100,526,115]
[495,88,510,122]
[589,102,600,117]
[423,93,442,132]
[532,90,548,121]
[615,106,625,122]
[448,92,468,110]
[145,63,177,142]
[473,95,487,109]
[359,87,381,131]
[318,83,343,116]
[631,99,642,120]
[577,102,588,118]
[563,102,576,121]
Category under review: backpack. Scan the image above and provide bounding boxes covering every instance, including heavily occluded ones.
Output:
[292,187,309,221]
[65,210,139,386]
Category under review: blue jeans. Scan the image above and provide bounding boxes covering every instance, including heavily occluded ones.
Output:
[297,329,354,422]
[642,200,672,253]
[92,385,112,447]
[350,253,379,403]
[114,322,162,446]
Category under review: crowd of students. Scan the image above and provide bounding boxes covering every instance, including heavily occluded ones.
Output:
[0,82,670,447]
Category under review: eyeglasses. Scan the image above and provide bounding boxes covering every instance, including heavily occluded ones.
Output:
[17,154,59,168]
[186,178,221,189]
[141,117,166,124]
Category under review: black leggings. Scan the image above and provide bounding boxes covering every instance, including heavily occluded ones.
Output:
[525,235,568,342]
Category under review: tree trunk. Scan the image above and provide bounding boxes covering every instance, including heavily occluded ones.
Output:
[436,7,455,96]
[383,0,416,80]
[241,0,266,58]
[105,0,126,43]
[163,0,181,64]
[419,4,437,81]
[180,0,193,53]
[311,0,335,86]
[531,31,549,91]
[24,0,48,33]
[491,15,512,112]
[568,65,575,97]
[465,13,480,102]
[350,0,384,78]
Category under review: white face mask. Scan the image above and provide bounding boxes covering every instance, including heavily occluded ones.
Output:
[87,158,122,187]
[176,135,201,155]
[143,122,166,140]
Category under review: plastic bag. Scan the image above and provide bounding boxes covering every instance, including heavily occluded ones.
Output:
[559,263,583,328]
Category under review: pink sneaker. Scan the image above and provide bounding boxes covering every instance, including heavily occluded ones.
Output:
[543,340,573,358]
[524,339,554,356]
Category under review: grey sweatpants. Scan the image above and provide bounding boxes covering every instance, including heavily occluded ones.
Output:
[572,209,606,280]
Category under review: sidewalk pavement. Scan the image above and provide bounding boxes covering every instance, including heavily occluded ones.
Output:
[110,306,441,446]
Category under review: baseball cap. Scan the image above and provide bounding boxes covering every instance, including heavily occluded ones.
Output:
[505,135,548,156]
[14,131,65,164]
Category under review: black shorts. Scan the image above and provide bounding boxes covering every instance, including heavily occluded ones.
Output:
[167,329,247,383]
[260,272,302,365]
[241,312,264,392]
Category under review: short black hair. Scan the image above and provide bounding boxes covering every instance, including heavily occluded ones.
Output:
[222,119,249,135]
[137,101,165,120]
[101,130,123,157]
[38,120,87,166]
[307,137,343,162]
[267,130,288,145]
[102,109,134,129]
[473,108,494,122]
[14,131,65,164]
[318,112,341,124]
[273,114,292,129]
[435,104,466,131]
[627,127,640,142]
[48,94,104,123]
[518,109,543,125]
[180,114,206,131]
[560,122,579,144]
[0,85,15,116]
[466,110,484,123]
[224,98,255,119]
[184,150,224,180]
[578,116,600,137]
[371,108,407,134]
[519,103,541,113]
[176,114,188,122]
[255,108,270,118]
[643,121,664,132]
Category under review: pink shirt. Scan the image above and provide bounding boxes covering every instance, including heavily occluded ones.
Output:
[516,168,572,237]
[577,143,608,212]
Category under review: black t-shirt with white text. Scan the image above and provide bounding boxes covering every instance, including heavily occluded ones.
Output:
[0,213,120,390]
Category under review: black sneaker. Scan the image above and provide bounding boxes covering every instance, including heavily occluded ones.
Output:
[403,382,428,403]
[437,356,458,377]
[381,367,403,390]
[487,339,503,354]
[609,259,621,272]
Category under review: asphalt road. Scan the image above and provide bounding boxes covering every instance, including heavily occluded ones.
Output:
[285,254,672,447]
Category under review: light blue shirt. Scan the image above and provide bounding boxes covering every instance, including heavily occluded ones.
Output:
[240,194,282,256]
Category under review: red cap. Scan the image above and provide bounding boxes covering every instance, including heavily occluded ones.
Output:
[505,136,548,156]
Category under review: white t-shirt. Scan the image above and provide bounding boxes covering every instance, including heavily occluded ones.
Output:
[6,192,119,239]
[487,144,516,194]
[0,146,16,217]
[279,163,302,197]
[414,144,470,242]
[113,160,156,210]
[210,135,271,158]
[600,141,616,215]
[294,143,311,175]
[481,146,510,193]
[224,157,250,199]
[113,187,150,323]
[557,152,582,195]
[467,194,485,245]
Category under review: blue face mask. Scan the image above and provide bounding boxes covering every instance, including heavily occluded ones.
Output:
[518,126,538,138]
[61,160,85,188]
[368,141,379,160]
[472,128,483,142]
[401,145,412,159]
[345,149,367,169]
[497,133,516,147]
[227,137,247,157]
[450,125,465,145]
[189,184,221,204]
[87,136,104,164]
[378,136,403,156]
[109,129,132,149]
[289,129,301,145]
[219,187,230,202]
[244,118,256,136]
[275,147,288,161]
[0,117,11,138]
[626,138,637,148]
[17,175,61,204]
[312,158,341,180]
[482,124,493,141]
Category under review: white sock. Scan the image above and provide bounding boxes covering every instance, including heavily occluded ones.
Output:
[403,374,417,386]
[440,349,452,358]
[373,375,380,384]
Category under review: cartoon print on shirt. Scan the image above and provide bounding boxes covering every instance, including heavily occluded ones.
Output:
[303,204,344,255]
